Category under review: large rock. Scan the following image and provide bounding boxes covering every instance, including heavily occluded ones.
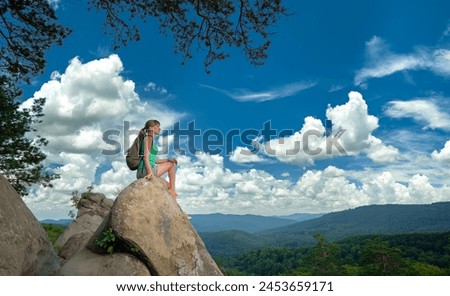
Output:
[58,249,150,276]
[87,178,223,276]
[0,175,60,275]
[56,192,113,263]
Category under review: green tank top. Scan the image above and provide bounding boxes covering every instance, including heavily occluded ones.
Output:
[138,136,158,169]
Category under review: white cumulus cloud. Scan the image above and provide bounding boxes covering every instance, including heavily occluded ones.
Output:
[432,140,450,161]
[21,54,183,219]
[230,146,266,163]
[263,91,399,165]
[174,154,450,215]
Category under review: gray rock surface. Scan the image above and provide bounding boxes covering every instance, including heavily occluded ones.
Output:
[58,249,150,276]
[56,192,113,263]
[87,178,223,276]
[0,175,60,275]
[2,174,222,276]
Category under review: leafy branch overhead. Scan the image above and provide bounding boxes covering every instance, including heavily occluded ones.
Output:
[87,0,287,71]
[0,0,71,84]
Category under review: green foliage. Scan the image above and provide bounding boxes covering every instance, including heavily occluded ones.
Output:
[68,186,95,219]
[220,247,308,276]
[68,191,80,220]
[359,237,405,275]
[201,203,450,256]
[96,228,116,254]
[0,0,68,196]
[0,85,59,196]
[87,0,287,71]
[42,223,65,245]
[298,234,341,275]
[402,260,447,276]
[202,230,269,257]
[219,232,450,276]
[130,246,140,253]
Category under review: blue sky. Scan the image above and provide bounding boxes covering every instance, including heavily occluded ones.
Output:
[21,0,450,219]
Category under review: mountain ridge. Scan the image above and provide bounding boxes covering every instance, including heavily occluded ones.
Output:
[200,202,450,256]
[190,213,301,233]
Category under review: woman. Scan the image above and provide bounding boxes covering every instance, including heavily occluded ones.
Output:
[136,119,178,199]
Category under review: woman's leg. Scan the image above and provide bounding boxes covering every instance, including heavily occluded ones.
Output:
[157,162,177,199]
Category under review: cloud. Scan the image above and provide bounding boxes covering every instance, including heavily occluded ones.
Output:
[144,82,168,95]
[229,146,266,163]
[201,81,316,102]
[430,49,450,76]
[354,36,450,86]
[263,91,399,165]
[23,153,101,219]
[431,140,450,161]
[18,55,446,219]
[95,161,135,196]
[21,54,183,219]
[24,146,450,218]
[47,0,60,9]
[385,98,450,131]
[328,84,345,92]
[365,139,399,163]
[361,171,448,205]
[21,54,182,155]
[443,23,450,38]
[173,153,450,215]
[176,153,364,215]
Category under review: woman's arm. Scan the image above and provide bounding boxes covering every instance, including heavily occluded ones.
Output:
[155,158,177,165]
[143,135,153,178]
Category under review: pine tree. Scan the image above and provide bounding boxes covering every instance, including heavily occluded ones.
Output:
[0,83,59,196]
[0,1,68,195]
[302,234,341,275]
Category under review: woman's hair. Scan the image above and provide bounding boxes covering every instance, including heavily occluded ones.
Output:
[144,119,160,130]
[138,119,160,142]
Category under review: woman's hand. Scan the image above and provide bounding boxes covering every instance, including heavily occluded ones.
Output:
[144,173,153,180]
[168,158,178,165]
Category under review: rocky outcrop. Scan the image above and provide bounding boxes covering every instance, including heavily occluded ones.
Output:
[0,175,60,275]
[58,249,150,276]
[62,178,223,276]
[0,173,221,276]
[56,192,113,264]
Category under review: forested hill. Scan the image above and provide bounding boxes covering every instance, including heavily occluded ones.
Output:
[200,202,450,256]
[259,202,450,246]
[190,213,299,233]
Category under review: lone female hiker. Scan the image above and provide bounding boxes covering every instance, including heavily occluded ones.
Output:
[136,119,178,199]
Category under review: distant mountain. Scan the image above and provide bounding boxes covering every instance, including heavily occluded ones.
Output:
[260,202,450,246]
[200,202,450,257]
[190,213,298,233]
[276,213,324,222]
[40,219,73,226]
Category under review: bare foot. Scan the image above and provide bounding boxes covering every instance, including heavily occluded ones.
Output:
[169,187,178,200]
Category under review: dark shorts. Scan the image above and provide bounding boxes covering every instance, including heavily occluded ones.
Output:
[136,164,158,179]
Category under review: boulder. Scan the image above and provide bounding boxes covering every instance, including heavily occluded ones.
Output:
[56,192,113,263]
[58,249,150,276]
[87,178,223,276]
[0,175,60,275]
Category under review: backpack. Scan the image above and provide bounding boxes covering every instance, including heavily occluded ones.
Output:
[126,130,145,170]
